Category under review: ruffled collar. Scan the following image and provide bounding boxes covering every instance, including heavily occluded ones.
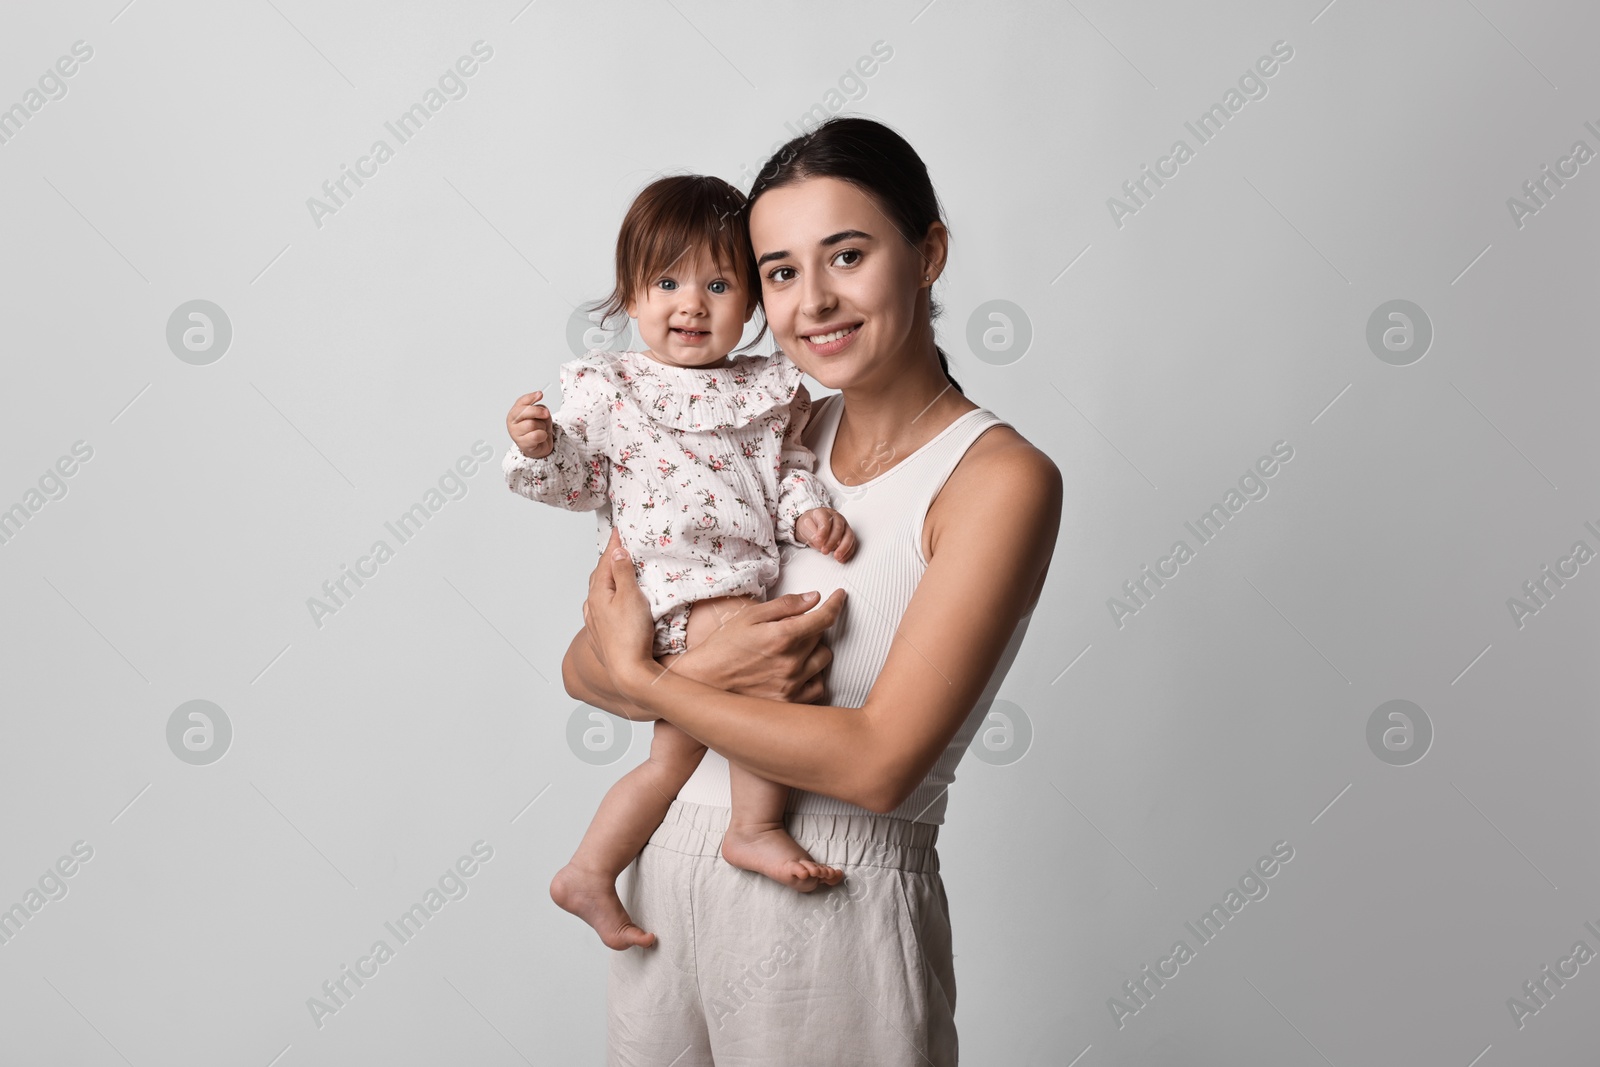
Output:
[608,349,803,431]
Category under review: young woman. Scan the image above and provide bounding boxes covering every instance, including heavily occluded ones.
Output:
[561,117,1062,1065]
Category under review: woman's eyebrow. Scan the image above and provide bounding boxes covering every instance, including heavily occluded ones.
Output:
[756,229,874,268]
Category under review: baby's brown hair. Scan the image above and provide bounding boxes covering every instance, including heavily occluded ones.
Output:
[589,174,765,349]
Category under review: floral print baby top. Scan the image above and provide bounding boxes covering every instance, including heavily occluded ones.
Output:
[503,348,832,631]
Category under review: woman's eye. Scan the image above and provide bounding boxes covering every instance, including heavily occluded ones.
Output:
[709,280,728,294]
[766,266,795,283]
[832,249,862,268]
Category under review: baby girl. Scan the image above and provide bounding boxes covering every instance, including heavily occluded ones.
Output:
[503,175,857,949]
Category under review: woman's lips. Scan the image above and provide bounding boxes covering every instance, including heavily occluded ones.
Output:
[801,323,861,356]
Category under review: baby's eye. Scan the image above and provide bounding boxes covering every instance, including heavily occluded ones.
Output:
[656,278,677,291]
[832,249,862,268]
[766,266,796,284]
[708,280,729,294]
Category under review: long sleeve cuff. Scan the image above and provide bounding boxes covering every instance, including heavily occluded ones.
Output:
[775,471,833,548]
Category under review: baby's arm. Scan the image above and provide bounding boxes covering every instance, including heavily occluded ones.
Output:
[774,383,855,562]
[504,358,613,512]
[773,384,832,547]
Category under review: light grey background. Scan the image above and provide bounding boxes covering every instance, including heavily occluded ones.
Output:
[2,0,1597,1063]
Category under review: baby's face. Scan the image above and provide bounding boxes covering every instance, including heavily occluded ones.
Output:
[626,248,754,369]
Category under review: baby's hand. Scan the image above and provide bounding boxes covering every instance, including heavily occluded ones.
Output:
[507,389,554,459]
[794,507,857,563]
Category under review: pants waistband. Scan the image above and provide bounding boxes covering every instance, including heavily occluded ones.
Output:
[647,799,941,874]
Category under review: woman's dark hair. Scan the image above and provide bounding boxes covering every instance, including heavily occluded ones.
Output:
[590,174,767,350]
[745,116,962,395]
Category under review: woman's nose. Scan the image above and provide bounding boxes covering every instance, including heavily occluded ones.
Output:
[800,273,837,319]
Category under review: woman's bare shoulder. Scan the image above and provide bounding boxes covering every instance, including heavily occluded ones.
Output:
[924,418,1062,566]
[950,421,1061,515]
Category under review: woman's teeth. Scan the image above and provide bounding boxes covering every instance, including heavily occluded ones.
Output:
[807,326,858,343]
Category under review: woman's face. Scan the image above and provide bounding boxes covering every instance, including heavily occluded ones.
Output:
[749,176,940,391]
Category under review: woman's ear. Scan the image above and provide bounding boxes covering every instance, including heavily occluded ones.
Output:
[918,220,950,286]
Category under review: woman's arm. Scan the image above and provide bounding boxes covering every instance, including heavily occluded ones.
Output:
[561,590,842,718]
[590,435,1063,814]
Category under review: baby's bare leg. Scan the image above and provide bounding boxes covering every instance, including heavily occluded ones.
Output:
[723,763,844,891]
[550,717,706,950]
[686,595,845,892]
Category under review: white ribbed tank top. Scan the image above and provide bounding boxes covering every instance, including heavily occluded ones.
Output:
[674,390,1037,825]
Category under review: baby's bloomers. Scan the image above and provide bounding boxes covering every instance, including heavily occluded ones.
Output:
[504,348,831,655]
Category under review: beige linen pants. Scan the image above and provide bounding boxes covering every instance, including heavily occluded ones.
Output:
[607,800,958,1065]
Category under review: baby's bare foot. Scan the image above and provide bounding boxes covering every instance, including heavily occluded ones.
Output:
[550,863,655,950]
[721,823,845,891]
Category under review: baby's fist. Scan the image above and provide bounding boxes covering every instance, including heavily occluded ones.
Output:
[794,507,857,563]
[507,389,554,459]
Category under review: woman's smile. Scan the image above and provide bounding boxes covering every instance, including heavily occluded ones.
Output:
[800,322,863,356]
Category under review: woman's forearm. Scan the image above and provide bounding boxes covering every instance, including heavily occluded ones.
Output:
[619,662,883,811]
[562,627,659,721]
[562,626,735,722]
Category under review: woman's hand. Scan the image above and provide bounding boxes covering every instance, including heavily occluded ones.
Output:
[581,528,660,697]
[579,527,848,708]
